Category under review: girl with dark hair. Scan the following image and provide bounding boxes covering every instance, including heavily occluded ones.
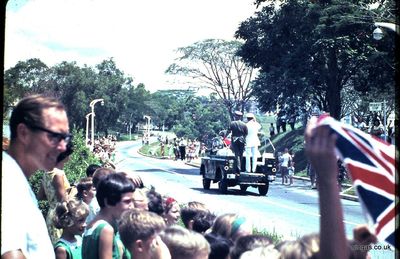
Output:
[82,173,135,259]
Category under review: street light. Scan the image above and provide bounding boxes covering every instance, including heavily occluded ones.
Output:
[90,99,104,150]
[85,112,93,147]
[373,22,398,40]
[143,115,151,139]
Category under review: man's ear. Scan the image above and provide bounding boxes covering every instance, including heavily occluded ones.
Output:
[17,123,31,145]
[188,219,194,230]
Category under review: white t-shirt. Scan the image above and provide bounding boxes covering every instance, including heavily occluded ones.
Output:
[86,196,100,224]
[1,152,55,258]
[281,153,292,167]
[246,120,261,148]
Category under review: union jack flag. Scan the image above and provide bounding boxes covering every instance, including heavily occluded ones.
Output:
[316,115,397,248]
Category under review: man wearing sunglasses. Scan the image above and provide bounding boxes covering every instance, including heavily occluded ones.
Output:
[2,94,71,258]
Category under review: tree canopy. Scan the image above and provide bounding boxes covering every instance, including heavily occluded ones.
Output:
[235,0,396,119]
[166,39,256,119]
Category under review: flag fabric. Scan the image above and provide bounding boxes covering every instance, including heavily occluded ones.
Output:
[316,115,397,248]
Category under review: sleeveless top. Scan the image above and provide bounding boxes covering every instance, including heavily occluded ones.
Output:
[82,220,131,259]
[54,237,82,259]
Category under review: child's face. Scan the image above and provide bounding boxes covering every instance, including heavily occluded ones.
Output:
[164,202,181,226]
[84,186,96,204]
[70,216,87,236]
[113,192,134,218]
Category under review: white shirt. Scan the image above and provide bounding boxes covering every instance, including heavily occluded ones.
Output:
[86,197,100,224]
[1,152,55,258]
[246,119,261,148]
[281,153,292,167]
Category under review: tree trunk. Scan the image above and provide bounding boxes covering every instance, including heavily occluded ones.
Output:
[325,48,342,120]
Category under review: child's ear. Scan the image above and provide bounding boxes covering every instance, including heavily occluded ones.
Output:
[188,219,194,230]
[83,190,88,197]
[134,239,145,252]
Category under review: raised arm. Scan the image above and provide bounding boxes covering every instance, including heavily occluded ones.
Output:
[304,119,349,259]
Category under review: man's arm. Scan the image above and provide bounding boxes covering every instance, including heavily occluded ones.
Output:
[2,250,26,259]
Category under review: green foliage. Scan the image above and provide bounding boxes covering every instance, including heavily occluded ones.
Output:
[236,0,396,119]
[253,226,284,245]
[64,128,100,184]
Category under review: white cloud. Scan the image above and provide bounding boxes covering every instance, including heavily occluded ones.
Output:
[5,0,257,92]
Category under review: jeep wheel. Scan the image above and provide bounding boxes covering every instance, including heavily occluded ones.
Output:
[240,185,248,193]
[203,178,211,190]
[218,179,228,194]
[258,182,269,196]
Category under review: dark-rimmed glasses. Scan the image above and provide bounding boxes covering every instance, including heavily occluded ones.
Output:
[26,124,73,145]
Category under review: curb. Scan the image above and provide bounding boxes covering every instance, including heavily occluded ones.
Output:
[185,161,358,202]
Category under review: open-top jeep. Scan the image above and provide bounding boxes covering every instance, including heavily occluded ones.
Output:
[200,137,277,195]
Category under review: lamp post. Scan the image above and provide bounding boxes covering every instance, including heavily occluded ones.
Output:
[90,99,104,150]
[85,112,93,147]
[143,115,151,139]
[373,22,399,40]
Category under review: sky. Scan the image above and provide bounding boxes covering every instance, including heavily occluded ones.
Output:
[5,0,260,93]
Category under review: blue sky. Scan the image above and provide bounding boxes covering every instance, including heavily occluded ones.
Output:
[5,0,259,93]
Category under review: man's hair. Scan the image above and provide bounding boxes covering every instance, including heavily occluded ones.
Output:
[9,94,65,140]
[76,177,93,200]
[96,173,135,207]
[86,164,101,177]
[119,209,166,250]
[160,225,210,259]
[92,167,115,188]
[180,201,208,228]
[52,198,89,229]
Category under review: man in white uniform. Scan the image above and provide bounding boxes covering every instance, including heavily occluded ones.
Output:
[2,95,71,258]
[245,113,262,173]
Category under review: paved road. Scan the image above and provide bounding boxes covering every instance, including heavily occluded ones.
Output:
[114,140,395,259]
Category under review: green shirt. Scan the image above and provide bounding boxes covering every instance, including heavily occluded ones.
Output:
[82,220,129,259]
[54,237,82,259]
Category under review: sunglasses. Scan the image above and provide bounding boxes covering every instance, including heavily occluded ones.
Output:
[26,124,73,145]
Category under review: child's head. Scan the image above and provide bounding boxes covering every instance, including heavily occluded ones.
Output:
[132,188,149,211]
[230,234,273,259]
[76,177,95,204]
[96,173,135,213]
[119,208,168,257]
[180,201,208,229]
[192,211,216,234]
[163,197,181,226]
[53,198,89,235]
[211,214,252,242]
[92,167,115,189]
[160,225,210,259]
[86,164,101,177]
[147,187,165,216]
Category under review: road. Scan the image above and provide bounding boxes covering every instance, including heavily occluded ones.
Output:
[114,140,395,259]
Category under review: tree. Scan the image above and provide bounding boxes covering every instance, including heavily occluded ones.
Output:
[235,0,395,119]
[166,39,256,119]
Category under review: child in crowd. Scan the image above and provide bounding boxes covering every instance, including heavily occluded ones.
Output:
[132,188,149,211]
[180,201,208,230]
[85,167,115,224]
[210,213,253,243]
[160,225,210,259]
[76,177,95,205]
[288,161,295,186]
[118,208,171,259]
[191,211,216,234]
[81,173,135,259]
[163,197,181,226]
[229,234,273,259]
[147,187,165,216]
[52,199,89,259]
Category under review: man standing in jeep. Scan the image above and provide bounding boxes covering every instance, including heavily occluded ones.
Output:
[229,111,248,173]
